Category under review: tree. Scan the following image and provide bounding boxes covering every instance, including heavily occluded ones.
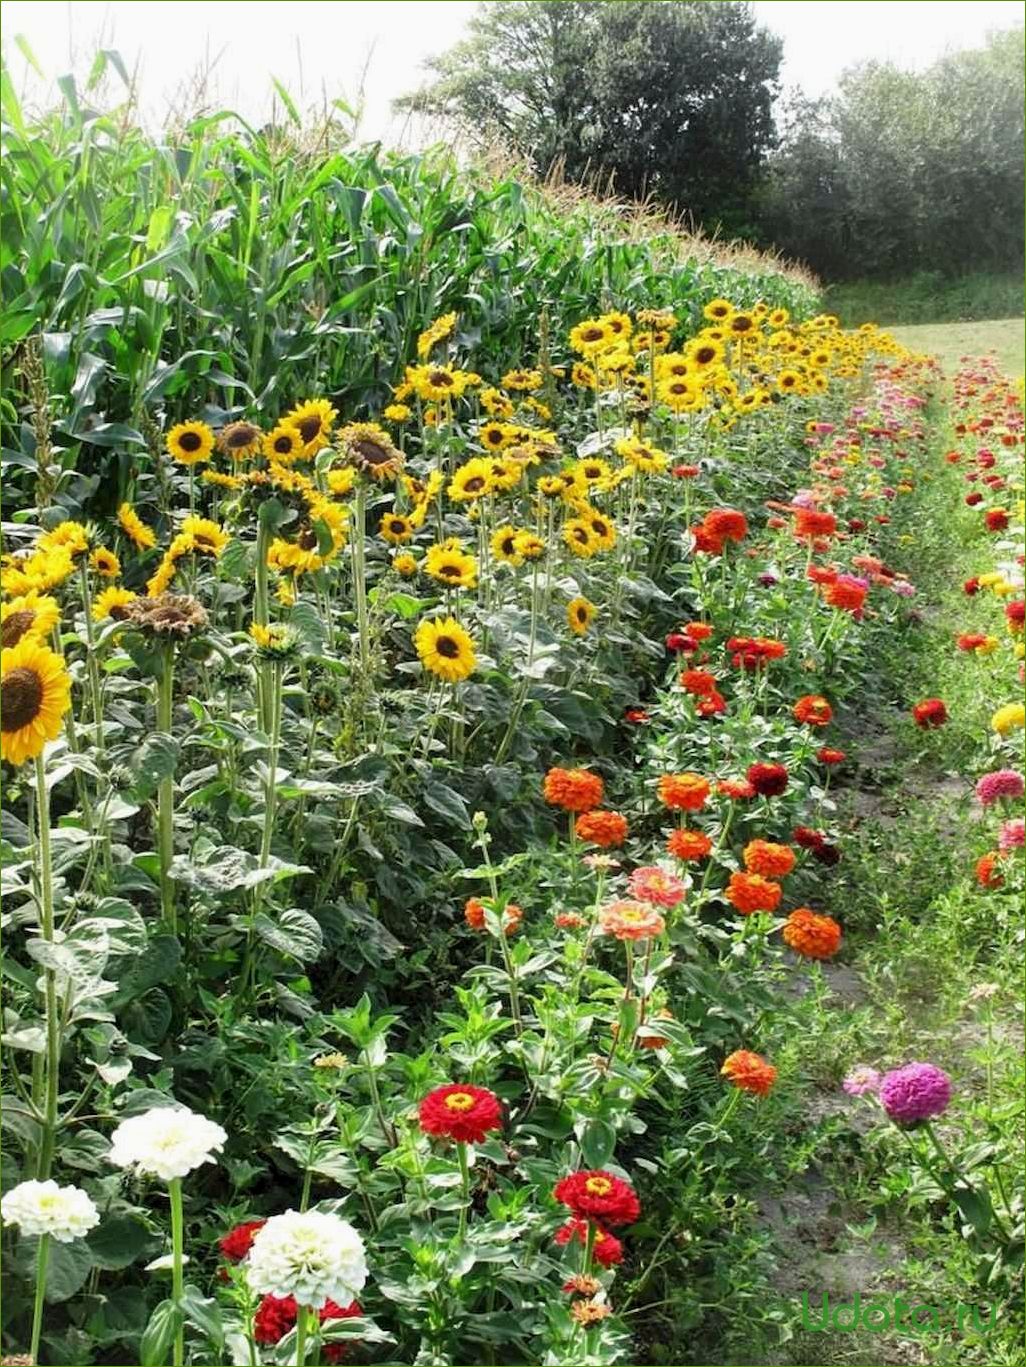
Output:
[397,1,783,234]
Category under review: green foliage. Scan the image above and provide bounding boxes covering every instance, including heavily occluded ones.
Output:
[397,0,783,235]
[824,273,1025,327]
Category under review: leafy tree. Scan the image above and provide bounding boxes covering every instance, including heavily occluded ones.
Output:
[398,1,783,234]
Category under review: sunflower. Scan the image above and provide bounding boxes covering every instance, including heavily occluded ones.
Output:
[338,422,404,482]
[380,513,414,545]
[562,518,599,558]
[166,420,214,465]
[491,525,524,567]
[89,546,121,578]
[448,459,494,503]
[489,457,524,493]
[416,311,458,358]
[248,622,298,658]
[501,368,542,391]
[728,312,755,337]
[514,531,545,561]
[119,593,208,639]
[480,387,515,417]
[1,592,60,649]
[2,549,74,598]
[326,467,356,497]
[584,510,617,551]
[284,398,337,455]
[424,542,478,590]
[615,437,668,475]
[392,553,418,577]
[117,503,157,551]
[686,338,726,371]
[657,378,703,411]
[383,403,411,423]
[570,362,597,390]
[594,348,634,376]
[38,521,90,559]
[567,596,596,635]
[478,420,516,452]
[202,469,244,491]
[537,475,566,499]
[92,586,137,621]
[180,516,230,557]
[569,319,613,354]
[576,457,613,486]
[703,298,734,322]
[218,421,264,461]
[415,615,476,682]
[0,638,72,765]
[776,369,803,394]
[410,365,465,403]
[263,423,306,465]
[599,311,633,342]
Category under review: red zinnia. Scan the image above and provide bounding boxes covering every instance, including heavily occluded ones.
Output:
[554,1217,624,1266]
[793,694,833,727]
[254,1296,361,1362]
[793,825,826,849]
[794,508,837,540]
[911,698,947,729]
[721,1049,777,1096]
[1005,600,1024,630]
[554,1170,640,1226]
[963,578,980,595]
[703,508,748,544]
[965,492,983,506]
[718,778,755,800]
[817,747,846,765]
[419,1083,503,1144]
[680,668,719,696]
[975,852,1003,889]
[218,1219,267,1262]
[985,508,1010,531]
[747,762,789,796]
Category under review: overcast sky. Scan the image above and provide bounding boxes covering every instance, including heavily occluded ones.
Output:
[2,1,1022,142]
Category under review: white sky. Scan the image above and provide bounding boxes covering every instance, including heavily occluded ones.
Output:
[1,1,1022,142]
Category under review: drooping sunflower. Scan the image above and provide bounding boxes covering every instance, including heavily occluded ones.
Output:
[283,398,337,455]
[562,518,599,558]
[338,423,404,482]
[414,615,476,682]
[490,525,524,567]
[92,586,137,621]
[567,596,596,636]
[480,387,515,418]
[416,311,458,359]
[118,503,157,551]
[1,638,72,765]
[263,424,306,465]
[380,513,414,545]
[118,593,208,639]
[1,592,60,649]
[217,421,263,461]
[424,541,478,590]
[89,546,121,578]
[166,420,214,466]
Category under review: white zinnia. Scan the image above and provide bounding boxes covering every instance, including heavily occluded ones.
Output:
[1,1180,100,1243]
[246,1210,368,1309]
[108,1105,227,1181]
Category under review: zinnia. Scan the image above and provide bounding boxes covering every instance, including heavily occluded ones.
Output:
[599,900,666,940]
[419,1084,503,1144]
[219,1219,267,1262]
[576,810,629,848]
[793,694,833,727]
[975,852,1003,888]
[742,839,795,878]
[627,865,686,908]
[246,1211,368,1310]
[975,770,1024,805]
[1,1179,99,1242]
[108,1105,227,1181]
[553,1170,640,1226]
[554,1217,624,1266]
[999,818,1024,851]
[879,1062,951,1124]
[842,1065,880,1096]
[667,829,712,861]
[658,772,710,811]
[726,871,782,915]
[721,1050,777,1096]
[992,703,1026,736]
[782,907,842,959]
[911,698,947,729]
[543,767,604,812]
[818,747,846,765]
[746,762,789,797]
[254,1295,361,1362]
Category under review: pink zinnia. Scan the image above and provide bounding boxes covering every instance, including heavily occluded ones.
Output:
[879,1062,951,1124]
[842,1066,881,1097]
[975,769,1024,806]
[999,818,1024,852]
[627,865,687,908]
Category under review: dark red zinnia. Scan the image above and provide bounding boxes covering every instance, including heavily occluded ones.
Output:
[419,1083,503,1144]
[218,1219,266,1262]
[817,747,846,765]
[254,1295,361,1361]
[554,1217,624,1266]
[793,825,826,849]
[746,762,789,796]
[912,698,948,729]
[554,1170,640,1226]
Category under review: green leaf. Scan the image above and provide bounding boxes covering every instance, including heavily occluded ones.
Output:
[180,1283,223,1350]
[953,1183,993,1235]
[14,1237,93,1303]
[170,846,310,895]
[112,936,182,1007]
[253,908,323,962]
[141,1300,182,1367]
[87,1215,152,1270]
[578,1116,616,1169]
[421,780,471,830]
[129,733,178,800]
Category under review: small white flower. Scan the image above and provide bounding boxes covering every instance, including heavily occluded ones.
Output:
[108,1105,227,1181]
[246,1210,368,1309]
[1,1180,100,1243]
[145,1253,191,1272]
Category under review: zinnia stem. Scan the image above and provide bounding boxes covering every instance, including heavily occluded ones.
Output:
[457,1140,472,1241]
[156,646,177,933]
[169,1177,185,1367]
[294,1303,309,1367]
[34,753,59,1180]
[29,1231,50,1366]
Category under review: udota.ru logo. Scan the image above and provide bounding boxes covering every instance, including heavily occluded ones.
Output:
[799,1292,997,1334]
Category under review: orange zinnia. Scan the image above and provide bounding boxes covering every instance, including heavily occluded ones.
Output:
[721,1049,777,1095]
[598,900,666,941]
[658,772,710,812]
[792,694,833,727]
[726,871,782,915]
[576,810,628,848]
[742,840,796,879]
[543,767,605,812]
[667,829,712,861]
[782,907,841,959]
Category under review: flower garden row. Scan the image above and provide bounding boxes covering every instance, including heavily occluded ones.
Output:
[1,304,1021,1365]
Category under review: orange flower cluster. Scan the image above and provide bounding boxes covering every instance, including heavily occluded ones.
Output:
[575,809,628,848]
[793,694,833,727]
[782,907,842,959]
[742,840,796,879]
[721,1049,777,1095]
[543,767,604,812]
[464,898,522,934]
[667,828,712,861]
[658,772,710,811]
[726,871,782,915]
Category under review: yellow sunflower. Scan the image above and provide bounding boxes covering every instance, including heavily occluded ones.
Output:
[38,521,90,559]
[0,638,72,765]
[776,369,803,395]
[338,423,404,482]
[414,615,476,682]
[166,420,214,466]
[491,525,524,567]
[392,553,418,578]
[703,298,734,322]
[686,338,726,371]
[567,596,596,636]
[599,311,633,342]
[383,403,411,424]
[562,519,599,558]
[327,467,356,497]
[424,542,478,590]
[90,546,121,578]
[1,592,60,649]
[478,421,516,452]
[480,387,515,418]
[284,398,337,455]
[380,513,414,545]
[92,586,137,621]
[263,424,306,465]
[514,531,545,561]
[448,459,494,503]
[583,509,617,551]
[569,320,613,355]
[180,516,230,557]
[118,503,157,551]
[615,437,669,474]
[570,362,597,390]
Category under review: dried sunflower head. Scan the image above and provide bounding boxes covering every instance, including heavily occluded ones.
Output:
[119,593,208,639]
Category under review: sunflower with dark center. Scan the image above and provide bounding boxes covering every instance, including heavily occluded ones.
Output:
[283,398,337,454]
[118,593,209,639]
[380,513,414,545]
[218,421,263,460]
[448,459,493,502]
[1,593,60,649]
[338,423,404,482]
[587,513,616,550]
[263,424,305,465]
[729,312,755,335]
[414,616,476,682]
[490,525,524,567]
[425,545,478,589]
[567,596,596,635]
[166,421,214,465]
[562,519,598,558]
[1,638,72,765]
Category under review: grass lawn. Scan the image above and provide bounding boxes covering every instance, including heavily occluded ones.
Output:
[890,317,1025,375]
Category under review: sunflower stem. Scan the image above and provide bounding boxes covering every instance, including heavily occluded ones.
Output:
[29,1231,50,1366]
[155,645,177,933]
[351,482,371,678]
[34,753,60,1181]
[78,560,105,754]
